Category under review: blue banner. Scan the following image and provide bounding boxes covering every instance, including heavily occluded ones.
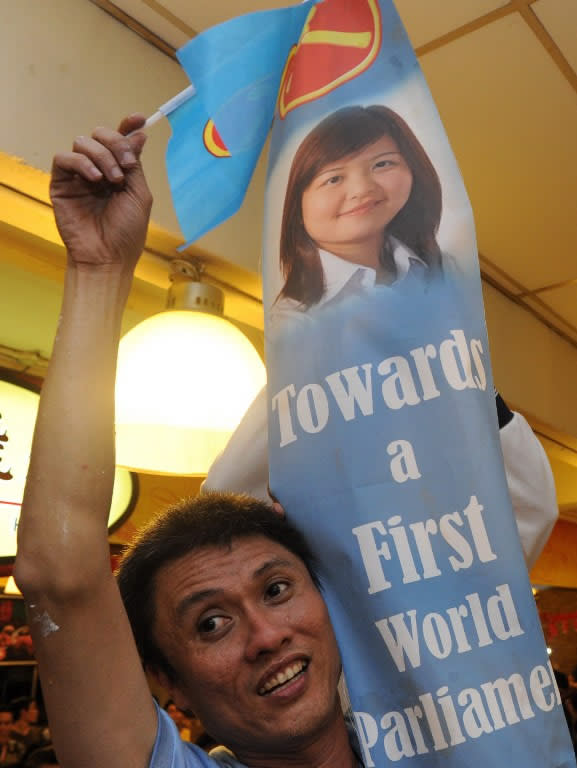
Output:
[261,1,575,767]
[167,1,314,246]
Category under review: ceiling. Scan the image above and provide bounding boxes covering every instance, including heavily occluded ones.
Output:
[92,0,577,350]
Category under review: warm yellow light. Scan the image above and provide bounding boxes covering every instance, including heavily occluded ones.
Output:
[115,310,266,475]
[3,575,21,596]
[0,379,136,558]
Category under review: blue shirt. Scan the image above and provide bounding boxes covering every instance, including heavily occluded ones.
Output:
[149,702,363,768]
[149,704,242,768]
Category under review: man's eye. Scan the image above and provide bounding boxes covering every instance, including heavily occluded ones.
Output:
[265,581,290,600]
[198,615,228,635]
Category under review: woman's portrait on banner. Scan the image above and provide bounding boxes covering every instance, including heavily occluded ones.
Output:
[269,104,449,332]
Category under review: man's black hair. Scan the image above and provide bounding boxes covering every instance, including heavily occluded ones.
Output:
[116,492,320,682]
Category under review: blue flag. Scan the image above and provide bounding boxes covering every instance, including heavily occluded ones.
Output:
[166,1,315,247]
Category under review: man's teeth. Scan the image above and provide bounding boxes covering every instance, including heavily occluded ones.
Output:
[259,660,308,694]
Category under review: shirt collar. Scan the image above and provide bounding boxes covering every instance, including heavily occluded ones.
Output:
[317,238,427,307]
[318,249,376,305]
[392,238,427,280]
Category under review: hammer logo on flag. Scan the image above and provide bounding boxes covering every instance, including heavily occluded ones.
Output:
[278,0,382,119]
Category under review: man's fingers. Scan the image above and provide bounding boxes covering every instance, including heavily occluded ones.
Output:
[54,118,147,187]
[51,118,150,207]
[51,151,104,184]
[68,135,124,184]
[85,129,136,181]
[271,501,286,519]
[267,484,286,518]
[117,113,147,137]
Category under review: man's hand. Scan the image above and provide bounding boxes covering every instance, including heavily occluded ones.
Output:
[50,114,152,271]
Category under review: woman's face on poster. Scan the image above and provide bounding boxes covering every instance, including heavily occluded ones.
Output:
[301,135,413,259]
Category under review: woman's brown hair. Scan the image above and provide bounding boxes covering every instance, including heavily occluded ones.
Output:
[277,105,443,309]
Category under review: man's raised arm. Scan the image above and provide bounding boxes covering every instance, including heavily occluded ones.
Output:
[14,116,157,768]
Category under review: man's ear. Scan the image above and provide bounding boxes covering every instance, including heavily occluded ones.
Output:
[147,665,191,712]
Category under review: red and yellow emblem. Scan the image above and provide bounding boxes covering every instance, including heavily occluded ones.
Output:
[203,119,231,158]
[278,0,382,119]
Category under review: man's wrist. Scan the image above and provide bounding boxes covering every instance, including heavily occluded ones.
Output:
[66,254,135,285]
[64,258,134,318]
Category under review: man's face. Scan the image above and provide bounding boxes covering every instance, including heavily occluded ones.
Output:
[153,536,342,757]
[0,711,12,744]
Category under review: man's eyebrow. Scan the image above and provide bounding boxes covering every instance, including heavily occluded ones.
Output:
[175,588,223,619]
[253,557,294,580]
[174,559,295,618]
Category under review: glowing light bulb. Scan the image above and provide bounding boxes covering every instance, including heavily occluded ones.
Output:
[115,310,266,475]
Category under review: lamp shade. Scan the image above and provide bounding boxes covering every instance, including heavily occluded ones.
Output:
[114,310,266,476]
[0,379,136,560]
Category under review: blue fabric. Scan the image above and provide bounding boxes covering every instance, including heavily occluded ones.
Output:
[166,1,315,246]
[149,702,363,768]
[261,1,577,767]
[150,704,241,768]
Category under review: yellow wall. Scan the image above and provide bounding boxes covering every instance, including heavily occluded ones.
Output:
[530,520,577,588]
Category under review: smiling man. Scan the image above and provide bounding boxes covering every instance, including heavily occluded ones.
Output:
[117,493,351,767]
[14,117,358,768]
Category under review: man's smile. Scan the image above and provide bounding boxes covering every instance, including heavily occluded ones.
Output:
[258,657,310,696]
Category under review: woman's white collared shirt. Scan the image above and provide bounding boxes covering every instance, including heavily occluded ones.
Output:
[270,238,427,333]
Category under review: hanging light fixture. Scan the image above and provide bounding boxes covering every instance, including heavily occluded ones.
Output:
[0,378,136,560]
[115,259,266,476]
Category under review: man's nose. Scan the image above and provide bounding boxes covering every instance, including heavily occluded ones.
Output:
[243,606,291,661]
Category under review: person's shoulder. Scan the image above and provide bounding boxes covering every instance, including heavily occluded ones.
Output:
[152,705,249,768]
[202,386,269,501]
[151,704,220,768]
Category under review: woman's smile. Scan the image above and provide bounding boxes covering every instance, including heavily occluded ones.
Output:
[339,199,383,217]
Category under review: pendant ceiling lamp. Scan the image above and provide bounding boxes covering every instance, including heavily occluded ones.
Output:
[115,260,266,476]
[0,379,136,560]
